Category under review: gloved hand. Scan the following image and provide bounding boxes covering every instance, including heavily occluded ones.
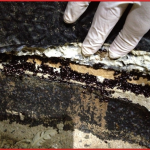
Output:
[63,2,150,59]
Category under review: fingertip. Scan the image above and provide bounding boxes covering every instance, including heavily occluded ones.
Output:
[108,49,121,59]
[108,47,126,59]
[63,4,78,24]
[81,46,92,57]
[81,42,96,57]
[63,2,89,24]
[63,14,74,24]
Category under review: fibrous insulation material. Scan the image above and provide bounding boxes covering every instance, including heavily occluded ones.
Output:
[15,43,150,74]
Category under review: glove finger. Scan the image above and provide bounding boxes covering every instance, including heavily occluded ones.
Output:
[109,2,150,59]
[63,2,90,24]
[82,2,129,56]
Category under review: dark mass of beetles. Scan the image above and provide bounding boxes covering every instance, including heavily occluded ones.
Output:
[1,53,150,99]
[1,54,150,148]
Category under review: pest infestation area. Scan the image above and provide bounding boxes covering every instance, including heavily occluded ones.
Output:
[0,43,150,148]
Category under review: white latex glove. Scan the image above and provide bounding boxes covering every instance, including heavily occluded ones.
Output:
[63,2,150,59]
